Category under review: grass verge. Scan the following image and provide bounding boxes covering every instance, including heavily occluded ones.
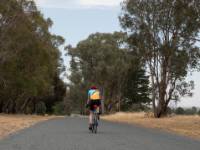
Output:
[0,114,59,139]
[102,112,200,140]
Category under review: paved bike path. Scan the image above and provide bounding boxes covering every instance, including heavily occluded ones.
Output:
[0,117,200,150]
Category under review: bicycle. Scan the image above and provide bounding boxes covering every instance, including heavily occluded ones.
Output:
[91,105,100,134]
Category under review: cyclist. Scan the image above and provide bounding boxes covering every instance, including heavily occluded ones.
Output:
[86,86,101,130]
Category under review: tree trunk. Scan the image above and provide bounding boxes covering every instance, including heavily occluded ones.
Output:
[156,103,168,118]
[154,60,168,118]
[20,98,30,113]
[100,87,105,114]
[0,101,3,113]
[2,99,11,113]
[152,92,158,118]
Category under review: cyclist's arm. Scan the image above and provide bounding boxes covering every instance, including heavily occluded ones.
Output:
[87,91,90,104]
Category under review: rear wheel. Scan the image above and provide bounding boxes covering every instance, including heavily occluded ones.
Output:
[90,109,99,134]
[91,124,94,133]
[94,125,97,134]
[93,114,98,133]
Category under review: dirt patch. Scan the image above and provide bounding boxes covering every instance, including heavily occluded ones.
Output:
[102,112,200,139]
[0,114,59,139]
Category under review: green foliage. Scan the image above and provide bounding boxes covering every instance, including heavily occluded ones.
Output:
[184,107,197,115]
[0,0,65,114]
[175,107,198,115]
[166,107,173,115]
[53,102,65,115]
[192,107,197,114]
[121,103,150,112]
[175,107,185,115]
[198,110,200,116]
[35,102,47,115]
[120,0,200,117]
[123,69,150,105]
[67,32,150,113]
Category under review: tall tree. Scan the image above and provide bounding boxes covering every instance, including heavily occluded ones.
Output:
[123,67,150,107]
[0,0,65,113]
[67,32,150,112]
[120,0,200,117]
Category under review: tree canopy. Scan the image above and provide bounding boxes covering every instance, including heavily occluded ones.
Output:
[120,0,200,117]
[66,32,150,113]
[0,0,66,114]
[2,0,200,117]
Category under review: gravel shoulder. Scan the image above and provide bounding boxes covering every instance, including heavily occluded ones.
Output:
[102,112,200,140]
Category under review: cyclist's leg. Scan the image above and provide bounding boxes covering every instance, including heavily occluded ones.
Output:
[89,110,93,124]
[89,101,94,130]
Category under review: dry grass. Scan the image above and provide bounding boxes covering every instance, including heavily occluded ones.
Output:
[0,114,58,139]
[102,112,200,140]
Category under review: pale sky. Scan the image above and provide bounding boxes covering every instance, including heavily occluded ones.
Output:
[35,0,122,8]
[34,0,200,108]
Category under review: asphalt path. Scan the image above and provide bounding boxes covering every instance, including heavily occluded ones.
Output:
[0,117,200,150]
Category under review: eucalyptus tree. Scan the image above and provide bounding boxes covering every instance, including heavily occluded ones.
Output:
[67,32,150,112]
[120,0,200,117]
[0,0,65,113]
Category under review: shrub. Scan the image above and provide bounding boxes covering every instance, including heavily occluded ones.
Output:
[184,107,197,115]
[198,110,200,116]
[192,106,197,114]
[35,102,46,115]
[166,107,172,114]
[175,107,185,115]
[53,102,65,115]
[126,103,150,112]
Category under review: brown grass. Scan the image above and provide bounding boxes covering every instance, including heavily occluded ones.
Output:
[102,112,200,140]
[0,114,59,139]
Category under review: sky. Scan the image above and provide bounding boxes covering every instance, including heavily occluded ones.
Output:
[34,0,200,108]
[35,0,122,46]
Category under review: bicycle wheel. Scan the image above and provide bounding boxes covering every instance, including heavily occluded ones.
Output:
[91,114,95,133]
[93,113,98,134]
[91,124,94,133]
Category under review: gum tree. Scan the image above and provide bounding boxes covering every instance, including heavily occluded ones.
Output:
[120,0,200,117]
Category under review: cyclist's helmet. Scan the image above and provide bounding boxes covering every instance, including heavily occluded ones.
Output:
[90,86,97,90]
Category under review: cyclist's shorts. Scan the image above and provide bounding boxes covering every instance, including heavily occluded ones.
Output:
[89,100,101,111]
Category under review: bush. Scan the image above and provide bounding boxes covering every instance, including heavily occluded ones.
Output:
[198,110,200,116]
[53,102,65,115]
[192,106,197,114]
[35,102,46,115]
[175,107,185,115]
[166,107,173,114]
[185,107,197,115]
[121,103,150,112]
